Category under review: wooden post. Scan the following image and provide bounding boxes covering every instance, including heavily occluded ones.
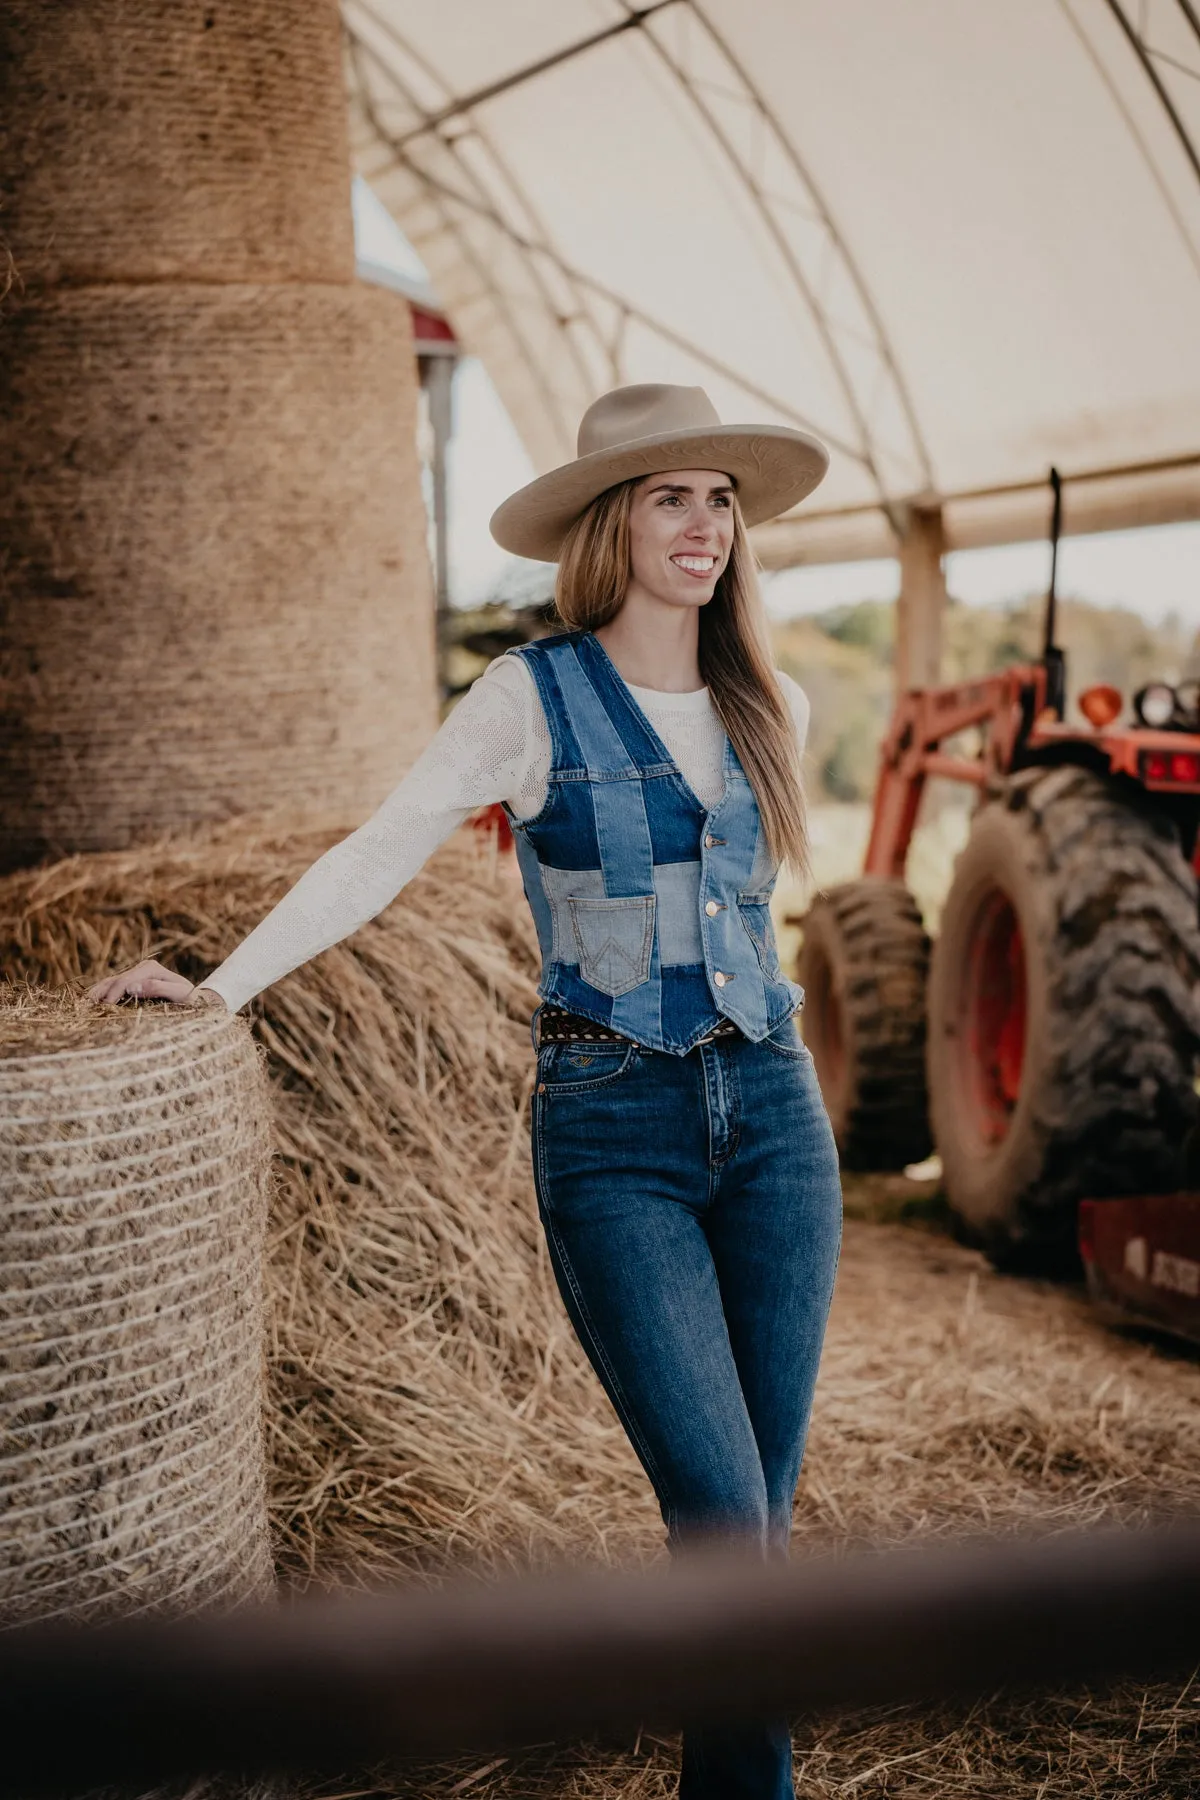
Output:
[421,351,456,700]
[896,504,947,694]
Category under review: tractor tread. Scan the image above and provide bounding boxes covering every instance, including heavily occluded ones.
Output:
[797,877,932,1170]
[930,767,1200,1268]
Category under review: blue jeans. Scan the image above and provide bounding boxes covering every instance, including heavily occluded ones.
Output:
[531,1014,843,1800]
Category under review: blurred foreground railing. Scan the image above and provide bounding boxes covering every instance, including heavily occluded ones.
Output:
[3,1523,1199,1794]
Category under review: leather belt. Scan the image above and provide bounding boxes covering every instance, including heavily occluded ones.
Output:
[536,1004,742,1048]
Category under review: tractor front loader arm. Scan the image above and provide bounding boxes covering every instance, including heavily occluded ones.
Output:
[864,665,1047,879]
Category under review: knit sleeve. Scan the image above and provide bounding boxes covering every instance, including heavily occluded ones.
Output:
[200,655,550,1013]
[777,670,812,757]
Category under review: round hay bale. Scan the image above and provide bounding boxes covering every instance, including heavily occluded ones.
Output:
[0,991,275,1625]
[0,0,354,286]
[0,280,437,871]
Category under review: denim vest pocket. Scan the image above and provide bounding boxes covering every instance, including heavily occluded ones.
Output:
[737,893,781,979]
[568,894,656,997]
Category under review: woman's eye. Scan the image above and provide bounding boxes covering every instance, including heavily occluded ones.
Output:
[659,494,682,506]
[711,494,731,508]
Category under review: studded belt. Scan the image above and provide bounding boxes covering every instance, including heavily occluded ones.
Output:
[536,1004,741,1048]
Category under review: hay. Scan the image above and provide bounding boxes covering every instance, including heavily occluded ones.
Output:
[0,823,659,1584]
[0,281,436,870]
[1,826,1198,1792]
[0,0,354,287]
[0,988,274,1625]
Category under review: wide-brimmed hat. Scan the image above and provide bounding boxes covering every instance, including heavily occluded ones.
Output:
[489,383,829,563]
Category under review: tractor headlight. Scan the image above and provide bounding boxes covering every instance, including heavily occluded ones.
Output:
[1175,680,1200,728]
[1135,682,1177,729]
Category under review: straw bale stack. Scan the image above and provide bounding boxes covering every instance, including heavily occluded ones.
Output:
[0,991,275,1625]
[0,0,353,285]
[0,282,437,871]
[0,0,438,870]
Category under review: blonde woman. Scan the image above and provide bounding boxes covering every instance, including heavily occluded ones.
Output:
[92,385,843,1800]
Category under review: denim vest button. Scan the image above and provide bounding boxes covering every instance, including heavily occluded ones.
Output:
[714,970,729,987]
[705,900,721,916]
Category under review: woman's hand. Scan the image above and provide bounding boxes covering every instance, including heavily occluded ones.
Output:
[87,960,225,1009]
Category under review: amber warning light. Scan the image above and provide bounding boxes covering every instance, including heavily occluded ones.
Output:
[1078,685,1122,728]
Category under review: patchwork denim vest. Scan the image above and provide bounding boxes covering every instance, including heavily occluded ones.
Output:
[505,631,802,1055]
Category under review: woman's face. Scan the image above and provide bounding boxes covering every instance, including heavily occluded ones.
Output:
[626,468,735,610]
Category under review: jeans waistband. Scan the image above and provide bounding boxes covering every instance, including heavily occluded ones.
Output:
[533,1004,742,1050]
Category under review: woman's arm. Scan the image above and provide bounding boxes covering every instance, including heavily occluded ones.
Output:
[777,670,812,757]
[88,656,549,1013]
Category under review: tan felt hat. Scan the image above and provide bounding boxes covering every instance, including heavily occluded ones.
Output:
[489,383,829,563]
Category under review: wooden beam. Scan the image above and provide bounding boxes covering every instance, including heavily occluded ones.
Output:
[896,504,947,693]
[751,452,1200,571]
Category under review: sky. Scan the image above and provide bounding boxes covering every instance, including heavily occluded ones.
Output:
[353,181,1200,633]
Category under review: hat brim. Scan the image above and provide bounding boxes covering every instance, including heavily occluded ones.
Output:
[489,423,829,563]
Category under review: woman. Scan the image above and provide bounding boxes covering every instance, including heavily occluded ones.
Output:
[91,383,843,1800]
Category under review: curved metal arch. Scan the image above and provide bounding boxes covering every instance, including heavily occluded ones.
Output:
[343,3,613,462]
[384,157,866,460]
[349,0,932,513]
[1103,0,1200,188]
[627,0,933,512]
[343,0,872,475]
[1058,0,1200,278]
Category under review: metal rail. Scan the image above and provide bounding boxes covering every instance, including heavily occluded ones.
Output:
[390,3,685,151]
[3,1522,1199,1795]
[624,0,932,513]
[1102,0,1200,191]
[342,0,920,495]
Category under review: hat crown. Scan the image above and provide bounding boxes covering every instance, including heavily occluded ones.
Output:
[576,384,720,458]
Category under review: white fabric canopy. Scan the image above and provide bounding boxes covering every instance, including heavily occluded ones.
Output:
[345,0,1200,563]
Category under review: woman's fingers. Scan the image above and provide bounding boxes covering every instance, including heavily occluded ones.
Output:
[86,960,193,1005]
[139,973,193,1002]
[86,974,121,1003]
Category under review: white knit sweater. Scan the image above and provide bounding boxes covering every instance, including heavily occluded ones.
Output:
[202,655,811,1014]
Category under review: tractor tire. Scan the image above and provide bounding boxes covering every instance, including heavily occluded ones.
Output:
[796,878,932,1170]
[927,765,1200,1271]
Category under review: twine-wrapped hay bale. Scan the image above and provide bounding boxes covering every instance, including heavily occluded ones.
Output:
[0,280,437,871]
[0,991,275,1625]
[0,0,354,286]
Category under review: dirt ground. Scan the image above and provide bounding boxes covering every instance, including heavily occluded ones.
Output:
[310,1179,1200,1800]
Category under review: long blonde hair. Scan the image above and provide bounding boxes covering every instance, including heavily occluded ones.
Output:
[555,478,808,875]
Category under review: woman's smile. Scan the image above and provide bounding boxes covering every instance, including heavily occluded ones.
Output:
[670,553,719,578]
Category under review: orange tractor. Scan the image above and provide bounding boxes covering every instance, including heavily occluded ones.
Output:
[796,474,1200,1321]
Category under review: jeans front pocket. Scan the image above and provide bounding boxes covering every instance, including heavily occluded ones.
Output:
[537,1040,639,1093]
[762,1013,811,1061]
[568,894,656,998]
